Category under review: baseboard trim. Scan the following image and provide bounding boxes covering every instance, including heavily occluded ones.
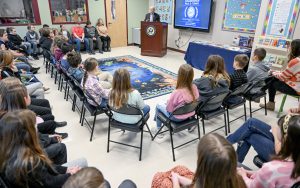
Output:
[167,47,185,54]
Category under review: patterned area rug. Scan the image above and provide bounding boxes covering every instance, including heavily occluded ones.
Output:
[98,55,177,100]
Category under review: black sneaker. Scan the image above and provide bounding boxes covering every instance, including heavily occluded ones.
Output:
[32,54,39,60]
[31,67,40,74]
[55,121,67,127]
[55,132,68,139]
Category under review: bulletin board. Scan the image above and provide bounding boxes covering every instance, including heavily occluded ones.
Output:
[154,0,173,24]
[262,0,300,39]
[222,0,262,33]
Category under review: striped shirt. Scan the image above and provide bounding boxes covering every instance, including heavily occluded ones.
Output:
[229,69,248,90]
[273,57,300,94]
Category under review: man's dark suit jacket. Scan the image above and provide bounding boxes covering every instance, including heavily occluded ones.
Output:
[144,12,160,22]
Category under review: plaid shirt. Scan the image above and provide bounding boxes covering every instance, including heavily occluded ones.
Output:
[229,69,248,91]
[81,74,110,106]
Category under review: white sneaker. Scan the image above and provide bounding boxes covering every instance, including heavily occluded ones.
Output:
[28,56,35,61]
[188,125,197,133]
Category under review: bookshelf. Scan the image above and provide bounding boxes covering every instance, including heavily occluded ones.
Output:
[252,36,291,70]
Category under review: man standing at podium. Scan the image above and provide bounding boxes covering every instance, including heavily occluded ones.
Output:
[144,6,160,22]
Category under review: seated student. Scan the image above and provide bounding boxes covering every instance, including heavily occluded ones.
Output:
[109,68,150,124]
[60,43,75,72]
[0,29,27,58]
[39,28,53,52]
[153,64,199,138]
[193,55,230,103]
[227,118,275,163]
[261,39,300,111]
[238,114,300,187]
[67,51,84,82]
[247,48,270,95]
[60,24,72,44]
[0,110,85,187]
[6,27,35,59]
[0,50,45,99]
[82,58,112,107]
[72,22,89,53]
[84,20,103,54]
[51,35,65,62]
[96,18,111,52]
[25,24,39,59]
[152,133,246,188]
[229,54,249,91]
[0,77,67,137]
[63,167,136,188]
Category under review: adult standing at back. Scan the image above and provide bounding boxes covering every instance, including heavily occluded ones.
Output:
[144,6,160,22]
[72,22,89,54]
[84,20,103,54]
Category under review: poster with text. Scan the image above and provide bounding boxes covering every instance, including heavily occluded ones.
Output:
[222,0,261,33]
[154,0,173,24]
[263,0,300,39]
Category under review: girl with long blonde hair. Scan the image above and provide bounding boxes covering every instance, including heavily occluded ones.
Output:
[109,68,150,124]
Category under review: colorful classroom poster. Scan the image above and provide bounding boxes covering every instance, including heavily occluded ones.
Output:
[222,0,262,33]
[154,0,173,24]
[263,0,300,39]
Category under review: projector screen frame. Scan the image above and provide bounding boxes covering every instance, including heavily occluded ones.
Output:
[173,0,214,33]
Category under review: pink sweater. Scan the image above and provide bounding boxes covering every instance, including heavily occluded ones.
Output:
[166,84,199,119]
[243,160,300,188]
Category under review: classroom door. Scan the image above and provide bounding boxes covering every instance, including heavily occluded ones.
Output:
[105,0,128,47]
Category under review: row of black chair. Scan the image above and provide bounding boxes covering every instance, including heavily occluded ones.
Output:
[42,53,267,161]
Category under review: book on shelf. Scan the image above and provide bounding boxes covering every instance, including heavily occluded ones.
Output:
[264,53,288,70]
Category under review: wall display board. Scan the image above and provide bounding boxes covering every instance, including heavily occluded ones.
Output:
[263,0,300,39]
[222,0,262,33]
[154,0,173,24]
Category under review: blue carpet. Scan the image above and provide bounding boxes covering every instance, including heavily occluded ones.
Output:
[98,55,177,100]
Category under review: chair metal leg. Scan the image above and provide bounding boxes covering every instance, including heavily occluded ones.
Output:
[202,119,205,135]
[169,129,175,161]
[139,129,143,161]
[152,124,165,140]
[249,100,252,118]
[226,109,230,133]
[81,107,86,126]
[244,103,247,121]
[54,71,57,84]
[277,94,287,118]
[79,103,84,123]
[264,96,267,116]
[58,74,62,90]
[90,115,97,142]
[197,122,201,139]
[72,94,77,112]
[224,113,228,136]
[107,121,111,153]
[145,123,154,140]
[65,86,69,101]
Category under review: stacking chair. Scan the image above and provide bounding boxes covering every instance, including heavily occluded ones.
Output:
[196,91,229,136]
[71,78,85,122]
[81,92,108,141]
[42,49,51,74]
[223,83,252,133]
[253,155,266,168]
[107,104,153,161]
[243,79,267,118]
[152,101,200,161]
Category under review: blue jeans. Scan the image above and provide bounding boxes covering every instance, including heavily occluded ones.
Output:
[154,104,184,128]
[100,98,108,108]
[73,38,89,52]
[16,62,31,72]
[142,105,150,116]
[227,118,275,163]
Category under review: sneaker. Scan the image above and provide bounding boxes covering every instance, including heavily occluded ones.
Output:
[259,102,275,111]
[55,121,67,128]
[55,132,68,139]
[30,67,40,74]
[28,56,35,60]
[43,87,50,91]
[253,98,260,103]
[99,50,103,54]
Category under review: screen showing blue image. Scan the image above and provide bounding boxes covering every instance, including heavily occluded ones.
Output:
[174,0,213,32]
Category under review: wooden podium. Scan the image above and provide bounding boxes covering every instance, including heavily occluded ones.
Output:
[140,21,168,57]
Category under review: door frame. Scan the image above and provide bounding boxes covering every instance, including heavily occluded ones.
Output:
[104,0,129,45]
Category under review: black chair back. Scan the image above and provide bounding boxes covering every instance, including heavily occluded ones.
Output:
[231,82,252,96]
[172,101,200,116]
[109,104,143,116]
[198,91,229,112]
[42,49,52,62]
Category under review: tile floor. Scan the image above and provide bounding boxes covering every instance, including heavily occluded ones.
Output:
[33,46,296,187]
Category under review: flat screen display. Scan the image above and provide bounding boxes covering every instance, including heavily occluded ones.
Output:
[174,0,213,32]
